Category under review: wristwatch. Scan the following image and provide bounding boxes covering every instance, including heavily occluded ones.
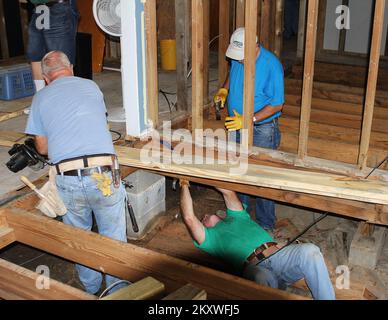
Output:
[253,115,257,123]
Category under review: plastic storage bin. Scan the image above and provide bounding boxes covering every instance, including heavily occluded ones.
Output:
[123,170,166,239]
[0,64,35,100]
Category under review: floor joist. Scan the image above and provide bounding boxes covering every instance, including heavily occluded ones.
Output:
[0,207,305,300]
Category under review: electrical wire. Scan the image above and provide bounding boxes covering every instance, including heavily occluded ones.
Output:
[98,280,132,299]
[110,129,122,142]
[254,155,388,266]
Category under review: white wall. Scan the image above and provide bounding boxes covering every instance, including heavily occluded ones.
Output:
[323,0,388,55]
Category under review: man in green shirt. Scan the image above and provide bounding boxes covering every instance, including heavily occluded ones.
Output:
[179,181,335,300]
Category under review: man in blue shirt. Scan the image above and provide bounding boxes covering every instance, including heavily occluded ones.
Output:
[25,50,127,295]
[214,27,284,232]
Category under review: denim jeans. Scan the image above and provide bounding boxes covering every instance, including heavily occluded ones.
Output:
[242,244,335,300]
[27,0,79,64]
[56,173,128,295]
[230,119,281,230]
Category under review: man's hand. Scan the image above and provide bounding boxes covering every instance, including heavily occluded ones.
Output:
[213,88,228,109]
[179,179,190,188]
[225,110,243,131]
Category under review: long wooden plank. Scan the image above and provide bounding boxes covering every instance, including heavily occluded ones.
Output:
[279,128,388,169]
[2,208,305,300]
[192,0,204,131]
[279,116,388,150]
[286,95,388,120]
[0,258,96,300]
[242,0,258,149]
[175,0,190,111]
[291,62,388,91]
[163,284,207,300]
[116,146,388,205]
[203,0,210,105]
[0,227,15,249]
[285,78,388,107]
[0,110,25,123]
[298,0,319,160]
[358,0,386,170]
[284,104,388,134]
[218,0,230,87]
[101,277,164,300]
[144,0,159,128]
[235,0,245,28]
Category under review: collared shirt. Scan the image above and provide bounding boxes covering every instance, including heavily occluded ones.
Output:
[25,76,115,164]
[227,47,285,124]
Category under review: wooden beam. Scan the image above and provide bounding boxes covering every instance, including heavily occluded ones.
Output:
[163,284,207,300]
[0,227,15,250]
[145,0,159,128]
[358,0,386,170]
[155,171,388,225]
[101,277,164,300]
[285,94,388,120]
[192,0,204,131]
[2,208,305,300]
[260,0,271,48]
[0,258,96,300]
[203,0,210,105]
[235,0,245,28]
[274,0,284,57]
[242,0,258,149]
[115,146,388,205]
[218,0,230,87]
[175,0,190,111]
[297,0,307,58]
[297,0,319,160]
[285,78,388,107]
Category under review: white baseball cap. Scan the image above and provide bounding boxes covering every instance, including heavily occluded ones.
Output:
[226,27,258,61]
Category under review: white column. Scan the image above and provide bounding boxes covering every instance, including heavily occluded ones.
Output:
[121,0,147,137]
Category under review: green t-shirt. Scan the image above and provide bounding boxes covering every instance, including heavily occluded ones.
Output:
[194,206,273,274]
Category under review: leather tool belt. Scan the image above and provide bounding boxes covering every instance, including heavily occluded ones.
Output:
[55,154,115,175]
[243,241,278,269]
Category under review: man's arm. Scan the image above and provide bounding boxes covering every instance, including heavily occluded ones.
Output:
[180,184,206,245]
[215,188,243,212]
[34,135,48,156]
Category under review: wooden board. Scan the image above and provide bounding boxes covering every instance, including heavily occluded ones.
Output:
[0,227,15,249]
[115,146,388,205]
[0,131,27,147]
[2,208,306,300]
[102,277,164,300]
[0,258,96,300]
[163,284,207,300]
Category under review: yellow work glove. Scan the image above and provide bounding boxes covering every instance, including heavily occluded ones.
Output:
[213,88,228,109]
[225,110,243,131]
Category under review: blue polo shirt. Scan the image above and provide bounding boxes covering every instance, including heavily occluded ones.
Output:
[227,47,285,124]
[25,76,115,164]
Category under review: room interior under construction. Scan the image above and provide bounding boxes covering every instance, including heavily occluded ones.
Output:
[0,0,388,301]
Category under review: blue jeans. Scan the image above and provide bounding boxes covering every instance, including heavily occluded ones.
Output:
[242,244,336,300]
[230,120,281,230]
[56,173,128,295]
[27,1,79,64]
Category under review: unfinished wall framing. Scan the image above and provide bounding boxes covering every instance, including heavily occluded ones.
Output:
[138,0,388,223]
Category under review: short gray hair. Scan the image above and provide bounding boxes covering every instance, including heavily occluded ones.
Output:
[41,51,72,77]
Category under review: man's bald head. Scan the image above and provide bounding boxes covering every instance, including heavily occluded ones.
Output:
[41,51,73,83]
